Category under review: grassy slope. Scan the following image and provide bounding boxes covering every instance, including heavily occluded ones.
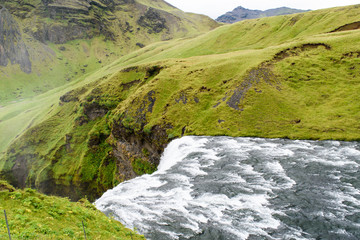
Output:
[0,0,218,105]
[1,5,360,199]
[110,31,360,140]
[0,181,144,239]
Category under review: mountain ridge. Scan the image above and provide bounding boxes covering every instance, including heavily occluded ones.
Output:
[217,6,308,23]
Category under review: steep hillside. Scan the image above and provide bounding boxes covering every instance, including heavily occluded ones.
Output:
[0,181,144,239]
[217,6,308,24]
[0,0,218,104]
[1,5,360,200]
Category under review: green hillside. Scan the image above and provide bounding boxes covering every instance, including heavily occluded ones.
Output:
[0,0,218,104]
[0,181,144,239]
[1,4,360,201]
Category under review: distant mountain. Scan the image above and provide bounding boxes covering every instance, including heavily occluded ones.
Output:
[217,6,309,23]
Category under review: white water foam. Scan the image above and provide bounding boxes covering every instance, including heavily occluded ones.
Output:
[96,136,360,240]
[157,136,207,173]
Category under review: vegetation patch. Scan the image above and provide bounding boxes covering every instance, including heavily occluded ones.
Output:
[0,181,144,239]
[131,158,157,175]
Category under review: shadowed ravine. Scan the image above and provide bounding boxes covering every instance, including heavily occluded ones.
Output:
[96,136,360,240]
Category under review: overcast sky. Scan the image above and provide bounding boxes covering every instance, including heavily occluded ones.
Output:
[165,0,360,19]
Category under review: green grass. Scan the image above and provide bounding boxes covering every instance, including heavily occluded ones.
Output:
[111,30,360,141]
[0,181,144,240]
[1,4,360,201]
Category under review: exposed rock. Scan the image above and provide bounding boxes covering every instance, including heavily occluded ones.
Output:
[112,120,170,174]
[0,6,31,73]
[137,8,168,34]
[136,42,145,48]
[75,115,88,126]
[134,90,156,127]
[145,65,163,79]
[270,43,331,62]
[121,66,139,73]
[291,119,301,124]
[181,126,186,136]
[83,102,109,120]
[175,91,188,104]
[330,21,360,32]
[120,79,140,90]
[227,68,277,110]
[60,90,79,102]
[65,134,72,152]
[342,51,360,59]
[0,153,34,189]
[199,86,211,92]
[43,0,91,16]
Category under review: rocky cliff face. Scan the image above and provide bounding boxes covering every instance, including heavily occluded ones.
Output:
[0,0,218,44]
[216,6,308,24]
[33,0,122,43]
[0,6,31,73]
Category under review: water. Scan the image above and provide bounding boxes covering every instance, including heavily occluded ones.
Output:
[95,136,360,240]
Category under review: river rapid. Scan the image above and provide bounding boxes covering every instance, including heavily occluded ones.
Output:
[95,136,360,240]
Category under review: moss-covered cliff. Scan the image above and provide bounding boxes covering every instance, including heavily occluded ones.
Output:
[0,6,31,73]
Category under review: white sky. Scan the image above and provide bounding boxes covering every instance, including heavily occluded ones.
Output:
[165,0,360,19]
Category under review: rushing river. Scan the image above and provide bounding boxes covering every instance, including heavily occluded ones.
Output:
[95,136,360,240]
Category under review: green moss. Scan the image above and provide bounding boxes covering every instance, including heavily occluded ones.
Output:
[131,158,157,175]
[0,180,15,191]
[142,148,150,157]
